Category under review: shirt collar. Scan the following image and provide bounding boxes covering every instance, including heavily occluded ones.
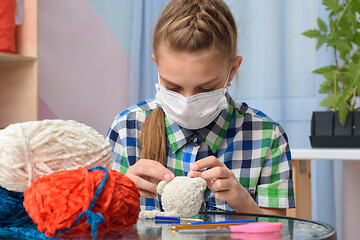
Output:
[164,93,235,153]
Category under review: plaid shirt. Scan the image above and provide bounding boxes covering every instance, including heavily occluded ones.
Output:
[107,93,295,211]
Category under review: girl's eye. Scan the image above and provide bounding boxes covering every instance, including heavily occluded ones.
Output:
[199,87,215,92]
[166,86,180,92]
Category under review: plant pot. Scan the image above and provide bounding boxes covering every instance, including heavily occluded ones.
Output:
[311,111,333,136]
[310,111,360,148]
[333,111,352,136]
[353,111,360,136]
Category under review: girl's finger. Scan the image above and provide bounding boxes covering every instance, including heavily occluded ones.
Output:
[199,166,230,181]
[126,174,158,195]
[191,156,225,171]
[139,189,157,198]
[187,170,202,178]
[208,178,232,192]
[132,159,175,182]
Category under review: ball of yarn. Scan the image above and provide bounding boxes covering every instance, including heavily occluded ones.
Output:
[0,186,34,228]
[23,166,140,238]
[0,119,113,192]
[157,176,207,217]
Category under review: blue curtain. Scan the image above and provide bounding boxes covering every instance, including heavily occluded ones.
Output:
[129,0,167,106]
[129,0,342,238]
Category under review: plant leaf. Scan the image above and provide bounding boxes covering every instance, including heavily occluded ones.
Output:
[351,53,360,64]
[327,38,341,46]
[302,29,321,38]
[320,94,341,108]
[322,0,339,11]
[338,103,349,126]
[312,65,337,74]
[335,68,360,108]
[338,40,352,52]
[353,32,360,45]
[316,35,328,49]
[318,17,328,32]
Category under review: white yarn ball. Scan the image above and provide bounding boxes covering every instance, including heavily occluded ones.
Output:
[157,176,207,217]
[0,119,113,192]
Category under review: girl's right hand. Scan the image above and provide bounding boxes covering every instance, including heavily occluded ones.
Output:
[125,159,175,198]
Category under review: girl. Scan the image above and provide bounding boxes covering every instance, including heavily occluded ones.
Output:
[107,0,294,216]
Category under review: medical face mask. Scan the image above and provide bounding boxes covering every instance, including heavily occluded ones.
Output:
[155,72,230,130]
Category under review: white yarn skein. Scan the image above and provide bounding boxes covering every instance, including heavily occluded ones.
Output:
[0,119,113,192]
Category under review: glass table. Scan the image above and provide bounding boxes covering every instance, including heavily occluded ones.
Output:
[133,211,336,240]
[0,211,336,240]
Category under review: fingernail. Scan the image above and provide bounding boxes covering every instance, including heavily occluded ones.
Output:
[171,172,175,178]
[191,164,198,171]
[164,173,171,181]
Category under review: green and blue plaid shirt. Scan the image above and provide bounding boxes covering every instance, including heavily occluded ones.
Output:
[107,93,295,211]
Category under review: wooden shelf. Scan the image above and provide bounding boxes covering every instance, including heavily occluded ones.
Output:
[0,0,38,128]
[0,52,37,64]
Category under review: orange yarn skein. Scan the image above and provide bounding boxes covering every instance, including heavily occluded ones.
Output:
[23,167,140,238]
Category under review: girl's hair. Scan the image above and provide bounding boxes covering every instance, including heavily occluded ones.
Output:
[140,0,238,164]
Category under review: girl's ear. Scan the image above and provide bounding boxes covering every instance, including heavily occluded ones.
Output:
[151,54,159,67]
[228,56,243,85]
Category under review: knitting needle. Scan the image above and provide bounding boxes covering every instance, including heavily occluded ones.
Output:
[190,219,256,225]
[172,219,256,230]
[154,216,203,222]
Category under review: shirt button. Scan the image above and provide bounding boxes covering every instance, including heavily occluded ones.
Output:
[193,137,198,142]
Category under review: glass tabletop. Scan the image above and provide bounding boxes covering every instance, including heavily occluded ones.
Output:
[0,211,336,240]
[134,211,337,240]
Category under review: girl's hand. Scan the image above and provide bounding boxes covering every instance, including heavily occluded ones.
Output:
[187,156,257,212]
[125,159,175,198]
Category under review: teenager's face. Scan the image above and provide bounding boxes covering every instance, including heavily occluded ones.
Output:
[152,45,242,98]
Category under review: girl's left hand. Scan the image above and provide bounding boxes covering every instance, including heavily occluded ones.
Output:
[187,156,252,212]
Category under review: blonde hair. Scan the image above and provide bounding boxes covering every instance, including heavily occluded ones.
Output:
[140,0,238,164]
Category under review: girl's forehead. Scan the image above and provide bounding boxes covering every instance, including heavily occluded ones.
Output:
[156,44,224,63]
[156,45,228,71]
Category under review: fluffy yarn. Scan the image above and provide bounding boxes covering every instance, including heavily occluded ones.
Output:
[140,176,207,218]
[0,119,113,192]
[157,177,207,217]
[0,187,34,228]
[23,167,140,238]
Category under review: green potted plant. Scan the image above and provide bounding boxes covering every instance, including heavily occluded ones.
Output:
[302,0,360,147]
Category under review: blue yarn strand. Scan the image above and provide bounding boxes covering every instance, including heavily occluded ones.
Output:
[55,166,108,238]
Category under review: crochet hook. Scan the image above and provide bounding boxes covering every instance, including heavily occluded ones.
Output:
[154,216,203,222]
[172,219,256,230]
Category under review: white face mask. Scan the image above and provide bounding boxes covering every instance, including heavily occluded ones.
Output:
[155,71,230,130]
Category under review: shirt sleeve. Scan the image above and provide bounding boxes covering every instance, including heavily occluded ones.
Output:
[106,120,130,174]
[256,123,295,209]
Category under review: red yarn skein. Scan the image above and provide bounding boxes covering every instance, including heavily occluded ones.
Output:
[23,167,140,237]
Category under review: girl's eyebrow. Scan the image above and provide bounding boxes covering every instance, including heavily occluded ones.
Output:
[160,75,222,86]
[160,76,179,86]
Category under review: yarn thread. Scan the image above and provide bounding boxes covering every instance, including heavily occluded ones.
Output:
[0,120,114,192]
[23,166,140,238]
[55,166,108,238]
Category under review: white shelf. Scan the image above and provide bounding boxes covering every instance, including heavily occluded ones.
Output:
[291,148,360,160]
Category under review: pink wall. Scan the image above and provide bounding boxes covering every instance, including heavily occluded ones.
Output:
[39,0,131,135]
